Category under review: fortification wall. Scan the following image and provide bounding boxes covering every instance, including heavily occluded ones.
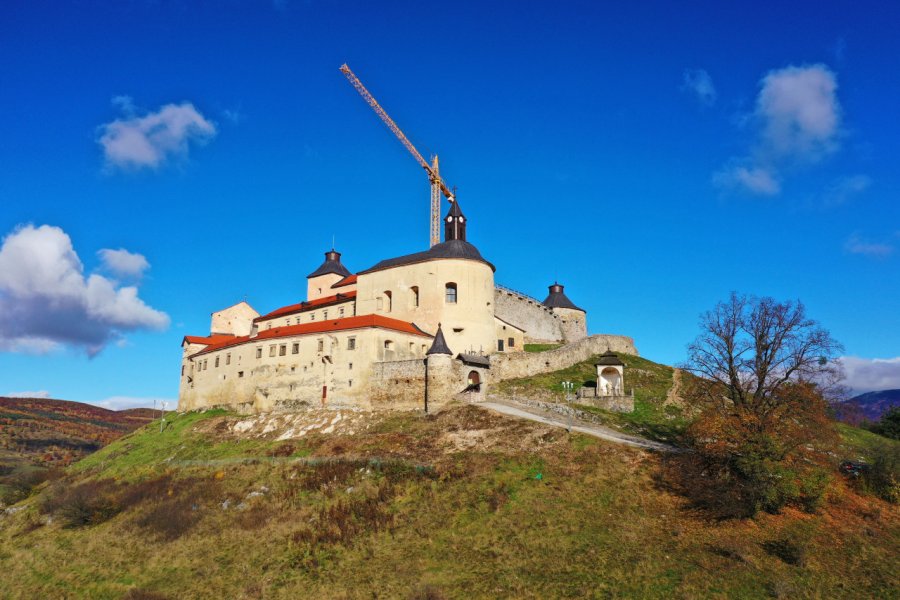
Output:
[368,359,426,409]
[493,287,563,342]
[490,334,637,381]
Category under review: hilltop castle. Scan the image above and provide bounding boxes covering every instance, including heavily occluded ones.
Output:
[178,200,608,413]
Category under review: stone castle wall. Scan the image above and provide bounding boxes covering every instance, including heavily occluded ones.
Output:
[493,287,563,342]
[490,334,637,381]
[368,359,426,409]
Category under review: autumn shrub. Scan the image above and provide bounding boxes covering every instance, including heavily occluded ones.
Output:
[857,442,900,504]
[41,479,120,527]
[134,496,201,541]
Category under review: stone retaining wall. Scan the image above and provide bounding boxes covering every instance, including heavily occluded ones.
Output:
[490,334,637,381]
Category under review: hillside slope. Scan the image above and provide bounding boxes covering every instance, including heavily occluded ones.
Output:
[835,389,900,425]
[1,405,897,599]
[0,397,155,505]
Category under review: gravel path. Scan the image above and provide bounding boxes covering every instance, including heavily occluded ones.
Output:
[480,401,677,452]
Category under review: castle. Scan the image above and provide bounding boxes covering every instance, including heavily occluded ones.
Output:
[177,200,631,413]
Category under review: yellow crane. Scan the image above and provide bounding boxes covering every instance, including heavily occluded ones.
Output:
[340,63,454,248]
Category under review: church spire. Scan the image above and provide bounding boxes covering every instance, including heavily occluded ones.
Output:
[444,199,466,242]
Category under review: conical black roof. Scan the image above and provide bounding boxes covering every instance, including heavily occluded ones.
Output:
[447,200,464,217]
[426,323,452,355]
[595,351,624,366]
[542,283,584,312]
[307,249,352,278]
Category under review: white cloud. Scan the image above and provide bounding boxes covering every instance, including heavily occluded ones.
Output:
[715,64,842,196]
[91,396,173,410]
[681,68,717,106]
[98,99,216,170]
[713,165,781,196]
[98,248,150,278]
[823,174,871,207]
[844,232,894,258]
[0,224,169,355]
[6,390,51,399]
[840,356,900,393]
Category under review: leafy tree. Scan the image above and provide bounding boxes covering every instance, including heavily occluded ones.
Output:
[681,293,843,516]
[870,406,900,441]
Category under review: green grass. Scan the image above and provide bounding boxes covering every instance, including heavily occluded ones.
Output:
[496,353,689,442]
[836,422,900,460]
[523,343,563,352]
[1,405,897,599]
[72,409,285,479]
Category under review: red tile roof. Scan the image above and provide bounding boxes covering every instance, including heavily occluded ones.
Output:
[331,274,357,288]
[188,314,431,358]
[182,334,235,346]
[254,291,357,322]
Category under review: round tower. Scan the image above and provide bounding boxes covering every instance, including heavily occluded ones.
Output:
[542,282,587,341]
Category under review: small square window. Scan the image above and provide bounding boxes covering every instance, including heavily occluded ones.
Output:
[256,347,262,359]
[279,344,286,356]
[508,337,515,347]
[292,343,299,354]
[238,371,244,378]
[347,337,356,350]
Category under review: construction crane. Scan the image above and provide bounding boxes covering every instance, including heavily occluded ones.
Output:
[340,63,454,247]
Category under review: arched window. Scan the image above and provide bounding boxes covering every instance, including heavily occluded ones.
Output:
[445,282,458,304]
[383,291,392,312]
[411,286,419,308]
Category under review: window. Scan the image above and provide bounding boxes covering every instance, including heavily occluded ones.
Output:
[296,317,301,325]
[317,339,324,352]
[339,307,345,317]
[383,291,392,312]
[349,362,353,370]
[266,322,272,329]
[203,359,208,370]
[269,345,277,357]
[508,337,515,347]
[348,379,353,387]
[238,371,244,378]
[226,353,231,365]
[445,282,457,303]
[292,343,299,354]
[347,337,356,350]
[376,297,383,311]
[256,347,262,359]
[310,313,315,321]
[285,319,290,326]
[279,344,286,356]
[323,310,328,319]
[215,356,220,368]
[181,365,185,376]
[409,342,415,354]
[498,339,504,352]
[411,286,419,308]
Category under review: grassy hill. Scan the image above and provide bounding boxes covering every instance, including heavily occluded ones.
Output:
[0,403,897,599]
[494,353,692,443]
[0,397,155,505]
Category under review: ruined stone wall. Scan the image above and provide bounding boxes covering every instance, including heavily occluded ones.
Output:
[490,334,637,381]
[493,287,563,342]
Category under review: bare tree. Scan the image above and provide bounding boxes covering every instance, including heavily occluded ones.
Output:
[684,292,844,416]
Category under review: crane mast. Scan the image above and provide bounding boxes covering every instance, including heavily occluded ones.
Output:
[340,63,454,247]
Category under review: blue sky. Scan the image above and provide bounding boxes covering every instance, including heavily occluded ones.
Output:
[1,1,898,407]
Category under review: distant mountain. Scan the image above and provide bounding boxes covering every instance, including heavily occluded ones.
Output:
[0,396,156,468]
[834,389,900,425]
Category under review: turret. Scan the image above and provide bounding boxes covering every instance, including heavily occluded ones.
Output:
[307,249,352,301]
[444,200,466,242]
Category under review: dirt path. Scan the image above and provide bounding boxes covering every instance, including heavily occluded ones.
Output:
[479,401,676,452]
[665,368,683,407]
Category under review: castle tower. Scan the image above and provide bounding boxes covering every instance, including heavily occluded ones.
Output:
[542,282,587,341]
[307,249,352,301]
[444,200,466,242]
[425,323,455,412]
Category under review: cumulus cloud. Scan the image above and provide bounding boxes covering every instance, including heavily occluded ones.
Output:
[91,396,173,410]
[715,64,842,196]
[0,224,169,355]
[98,98,217,170]
[6,390,51,399]
[840,356,900,393]
[844,232,894,258]
[98,248,150,278]
[681,68,717,106]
